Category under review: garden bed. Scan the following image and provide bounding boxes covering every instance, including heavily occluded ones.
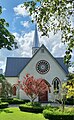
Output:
[43,106,74,120]
[1,98,30,104]
[43,114,73,120]
[19,102,44,113]
[0,102,9,109]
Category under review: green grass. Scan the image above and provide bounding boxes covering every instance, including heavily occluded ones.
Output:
[0,107,46,120]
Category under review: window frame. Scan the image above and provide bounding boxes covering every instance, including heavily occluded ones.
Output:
[52,77,61,94]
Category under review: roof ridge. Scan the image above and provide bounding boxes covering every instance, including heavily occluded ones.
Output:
[55,57,63,58]
[7,57,31,59]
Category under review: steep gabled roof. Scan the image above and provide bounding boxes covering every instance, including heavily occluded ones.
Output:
[5,44,69,77]
[5,57,31,77]
[56,57,69,74]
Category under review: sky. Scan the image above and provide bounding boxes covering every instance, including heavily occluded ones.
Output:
[0,0,74,73]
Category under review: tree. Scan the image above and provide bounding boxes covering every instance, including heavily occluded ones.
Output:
[0,6,17,50]
[24,0,74,64]
[60,73,74,109]
[15,74,48,103]
[63,73,74,98]
[0,74,12,98]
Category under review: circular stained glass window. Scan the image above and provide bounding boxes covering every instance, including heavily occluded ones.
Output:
[36,60,50,74]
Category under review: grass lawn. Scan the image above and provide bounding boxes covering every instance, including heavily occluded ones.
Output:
[0,107,46,120]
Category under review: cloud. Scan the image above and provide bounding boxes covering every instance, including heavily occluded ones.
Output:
[0,30,74,73]
[20,21,29,28]
[0,49,7,72]
[69,67,74,73]
[12,17,20,30]
[13,4,29,17]
[13,31,33,57]
[51,42,66,57]
[2,7,6,12]
[39,31,67,57]
[13,31,67,58]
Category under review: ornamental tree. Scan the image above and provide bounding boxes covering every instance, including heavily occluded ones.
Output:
[16,74,48,102]
[62,73,74,98]
[23,0,74,64]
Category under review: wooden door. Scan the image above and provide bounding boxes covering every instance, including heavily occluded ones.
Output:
[38,91,48,102]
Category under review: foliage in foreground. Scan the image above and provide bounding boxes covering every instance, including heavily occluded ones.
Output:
[65,73,74,98]
[62,73,74,105]
[24,0,74,64]
[0,6,17,50]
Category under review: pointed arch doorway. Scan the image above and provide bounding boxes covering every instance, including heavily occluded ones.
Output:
[38,79,51,102]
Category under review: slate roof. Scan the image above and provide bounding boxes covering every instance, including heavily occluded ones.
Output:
[56,57,69,74]
[5,57,31,77]
[5,56,68,77]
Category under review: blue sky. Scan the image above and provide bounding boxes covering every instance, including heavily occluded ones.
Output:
[0,0,34,33]
[0,0,74,73]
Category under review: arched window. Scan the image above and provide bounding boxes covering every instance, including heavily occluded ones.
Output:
[52,77,61,93]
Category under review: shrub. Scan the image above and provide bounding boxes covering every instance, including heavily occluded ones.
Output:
[65,97,74,105]
[0,102,9,109]
[19,102,43,113]
[43,107,74,120]
[1,98,13,102]
[43,104,59,110]
[43,114,74,120]
[8,98,30,104]
[25,102,41,107]
[1,98,30,104]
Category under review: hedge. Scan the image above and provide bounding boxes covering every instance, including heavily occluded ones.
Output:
[43,108,74,120]
[43,114,74,120]
[0,102,9,109]
[1,98,30,104]
[25,102,41,107]
[65,97,74,105]
[19,104,44,113]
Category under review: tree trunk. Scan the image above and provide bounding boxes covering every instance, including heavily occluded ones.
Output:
[62,95,66,112]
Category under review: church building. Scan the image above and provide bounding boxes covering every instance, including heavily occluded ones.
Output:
[5,26,69,102]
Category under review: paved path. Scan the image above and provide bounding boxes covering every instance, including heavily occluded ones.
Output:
[8,103,74,108]
[8,104,20,107]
